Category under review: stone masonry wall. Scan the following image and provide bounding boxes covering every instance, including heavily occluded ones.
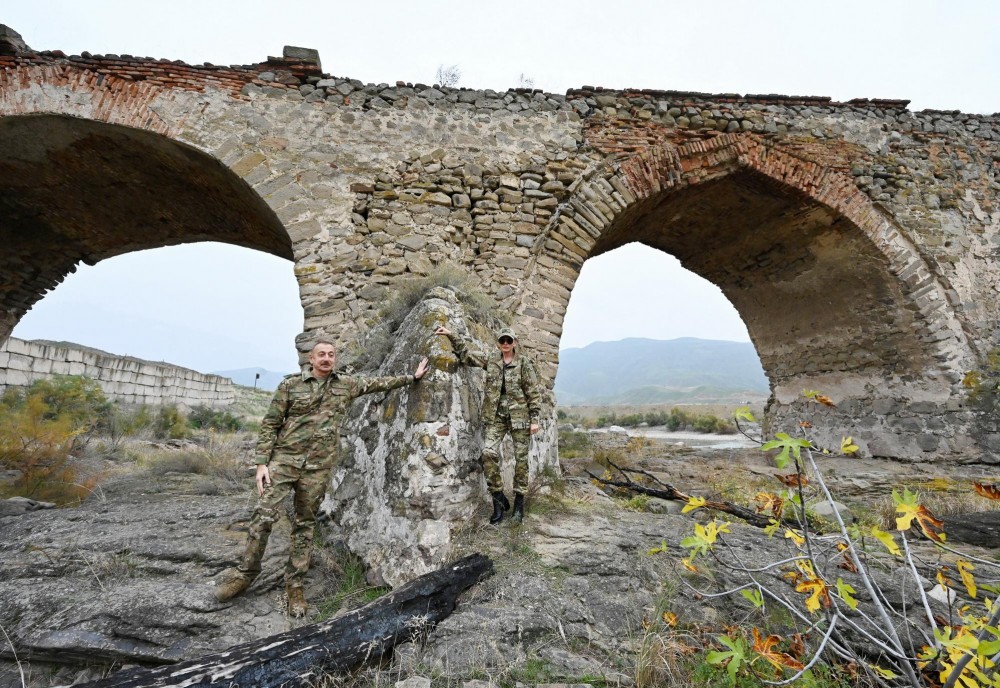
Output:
[0,337,234,408]
[1,27,999,461]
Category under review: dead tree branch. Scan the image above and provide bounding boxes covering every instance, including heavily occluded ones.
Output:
[80,553,493,688]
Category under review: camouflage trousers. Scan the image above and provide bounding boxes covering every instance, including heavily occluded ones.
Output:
[237,456,329,589]
[481,413,531,495]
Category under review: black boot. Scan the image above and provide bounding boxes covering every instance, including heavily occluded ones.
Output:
[510,493,525,526]
[489,491,510,525]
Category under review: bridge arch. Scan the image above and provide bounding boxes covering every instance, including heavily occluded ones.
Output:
[0,113,294,341]
[514,133,973,457]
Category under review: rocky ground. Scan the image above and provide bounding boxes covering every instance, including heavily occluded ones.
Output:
[2,433,1000,688]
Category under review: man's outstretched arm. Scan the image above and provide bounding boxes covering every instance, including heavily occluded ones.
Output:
[352,356,430,397]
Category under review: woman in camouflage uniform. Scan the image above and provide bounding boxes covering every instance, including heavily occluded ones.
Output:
[435,325,541,525]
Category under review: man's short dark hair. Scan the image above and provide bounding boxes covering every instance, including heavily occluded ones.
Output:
[310,340,337,352]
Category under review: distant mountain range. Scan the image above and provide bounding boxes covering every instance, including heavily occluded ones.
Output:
[212,367,293,391]
[554,337,769,406]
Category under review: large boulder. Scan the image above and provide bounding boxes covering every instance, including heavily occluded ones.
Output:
[326,287,558,587]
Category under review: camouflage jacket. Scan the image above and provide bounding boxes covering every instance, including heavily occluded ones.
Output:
[255,369,415,466]
[449,335,542,429]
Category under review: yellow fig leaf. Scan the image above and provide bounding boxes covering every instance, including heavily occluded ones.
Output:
[871,665,898,679]
[935,626,979,659]
[795,559,818,578]
[957,559,977,599]
[870,526,902,556]
[893,488,920,531]
[840,436,859,455]
[734,406,756,423]
[680,521,731,558]
[796,575,831,613]
[682,495,707,514]
[784,529,805,547]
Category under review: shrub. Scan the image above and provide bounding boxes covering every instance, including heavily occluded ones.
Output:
[557,429,593,459]
[97,403,153,455]
[27,375,109,433]
[153,405,189,439]
[591,407,735,434]
[0,380,103,504]
[187,405,243,432]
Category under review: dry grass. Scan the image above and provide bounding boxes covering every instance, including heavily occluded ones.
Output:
[138,433,253,495]
[348,263,504,372]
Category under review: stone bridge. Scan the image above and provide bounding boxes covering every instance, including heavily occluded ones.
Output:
[1,25,998,462]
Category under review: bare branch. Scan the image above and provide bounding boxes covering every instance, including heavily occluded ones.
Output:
[435,64,461,88]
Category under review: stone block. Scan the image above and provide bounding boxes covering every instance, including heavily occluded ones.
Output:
[6,353,31,371]
[4,339,29,355]
[50,361,72,375]
[4,370,29,386]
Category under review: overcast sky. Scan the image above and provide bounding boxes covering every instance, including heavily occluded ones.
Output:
[7,1,1000,373]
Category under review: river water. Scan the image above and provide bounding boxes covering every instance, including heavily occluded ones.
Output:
[589,426,757,450]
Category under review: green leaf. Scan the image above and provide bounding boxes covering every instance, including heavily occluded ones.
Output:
[761,433,812,469]
[978,638,1000,657]
[734,406,756,423]
[647,540,668,556]
[742,588,765,609]
[707,634,747,683]
[836,578,858,610]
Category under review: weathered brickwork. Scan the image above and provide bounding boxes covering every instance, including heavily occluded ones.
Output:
[0,337,234,407]
[1,26,998,462]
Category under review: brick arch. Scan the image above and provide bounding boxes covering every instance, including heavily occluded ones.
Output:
[513,133,973,456]
[0,60,383,355]
[0,109,293,343]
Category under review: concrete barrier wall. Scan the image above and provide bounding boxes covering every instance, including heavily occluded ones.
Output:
[0,337,234,408]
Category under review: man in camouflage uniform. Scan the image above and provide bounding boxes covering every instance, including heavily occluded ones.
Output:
[215,341,429,616]
[434,325,541,525]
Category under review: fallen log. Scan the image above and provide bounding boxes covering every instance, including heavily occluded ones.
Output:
[588,459,799,529]
[80,553,493,688]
